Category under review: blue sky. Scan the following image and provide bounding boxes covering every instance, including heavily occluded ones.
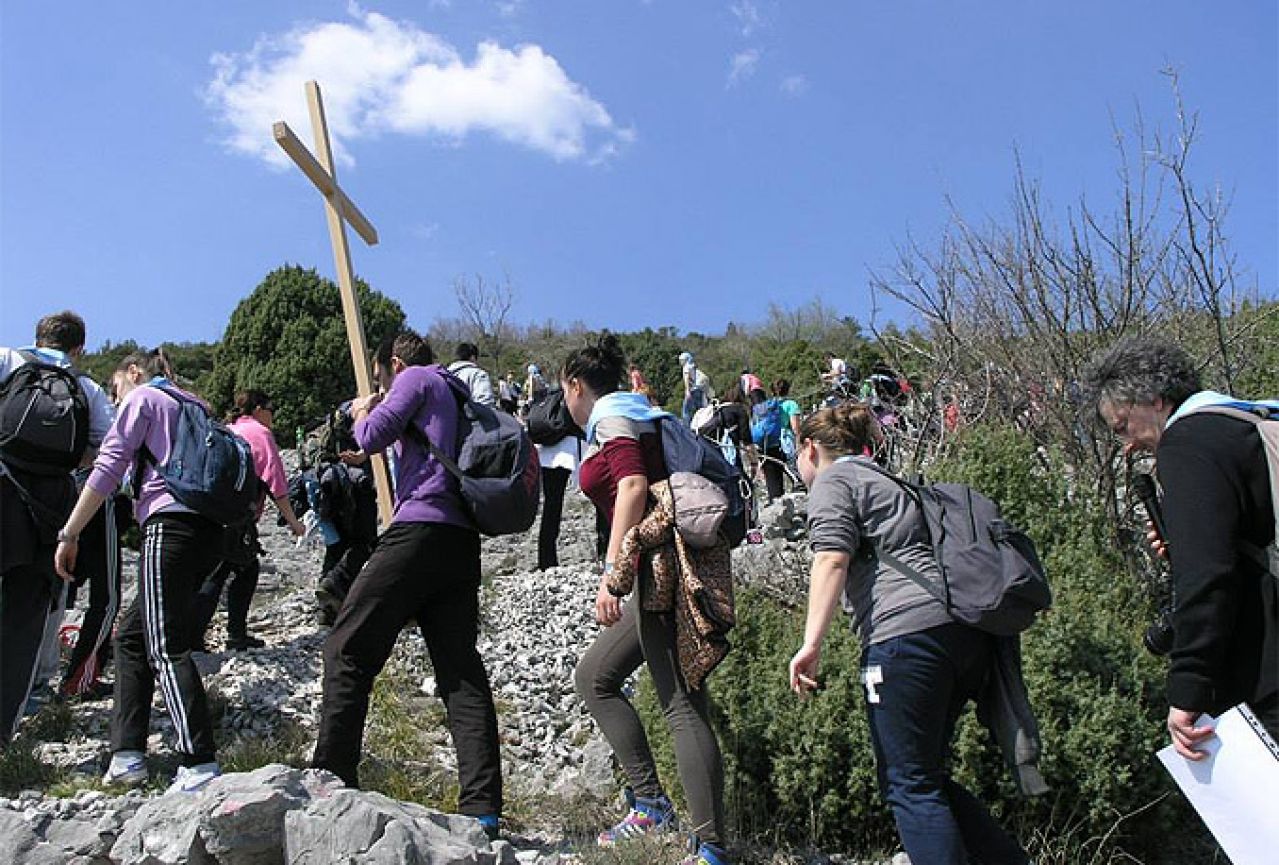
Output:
[2,1,1275,351]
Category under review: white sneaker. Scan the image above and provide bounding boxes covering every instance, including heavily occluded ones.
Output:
[103,750,148,786]
[167,761,221,793]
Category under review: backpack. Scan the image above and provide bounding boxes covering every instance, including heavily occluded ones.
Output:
[527,388,581,446]
[654,415,749,547]
[139,385,261,527]
[855,461,1052,635]
[689,401,720,436]
[414,371,541,536]
[0,351,90,475]
[1178,397,1279,576]
[751,397,785,448]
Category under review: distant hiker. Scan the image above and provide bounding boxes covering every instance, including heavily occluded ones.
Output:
[526,387,585,571]
[498,372,521,414]
[191,389,306,652]
[523,363,549,415]
[0,311,106,738]
[311,329,503,839]
[679,350,708,425]
[788,404,1032,865]
[56,349,232,793]
[739,368,763,397]
[449,342,496,407]
[565,334,733,865]
[629,363,648,393]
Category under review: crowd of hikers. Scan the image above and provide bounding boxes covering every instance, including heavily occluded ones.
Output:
[1,310,1275,865]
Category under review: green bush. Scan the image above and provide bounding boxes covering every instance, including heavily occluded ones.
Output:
[205,264,405,436]
[635,422,1217,862]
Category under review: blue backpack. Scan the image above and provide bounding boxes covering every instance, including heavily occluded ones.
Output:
[751,397,784,448]
[139,385,260,527]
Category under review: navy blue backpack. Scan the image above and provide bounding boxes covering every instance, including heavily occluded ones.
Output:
[139,385,260,527]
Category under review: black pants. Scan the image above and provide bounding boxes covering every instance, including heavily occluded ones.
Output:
[62,496,122,694]
[112,512,222,765]
[320,536,374,600]
[192,555,261,643]
[311,521,502,816]
[761,444,786,501]
[0,562,56,745]
[574,601,726,845]
[538,467,571,571]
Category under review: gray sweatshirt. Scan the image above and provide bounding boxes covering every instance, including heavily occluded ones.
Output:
[806,456,952,646]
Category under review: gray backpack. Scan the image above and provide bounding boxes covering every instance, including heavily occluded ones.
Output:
[857,462,1052,635]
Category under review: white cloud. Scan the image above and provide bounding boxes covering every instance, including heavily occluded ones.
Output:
[727,49,760,87]
[780,74,808,97]
[496,0,524,18]
[206,6,629,168]
[730,1,764,37]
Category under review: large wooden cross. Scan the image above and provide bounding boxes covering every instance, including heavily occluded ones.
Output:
[273,81,395,527]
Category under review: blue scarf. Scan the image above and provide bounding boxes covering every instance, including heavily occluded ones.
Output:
[1166,390,1279,429]
[585,391,671,443]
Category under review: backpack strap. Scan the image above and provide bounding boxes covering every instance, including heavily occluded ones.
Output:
[0,459,69,530]
[1180,402,1279,577]
[837,459,950,606]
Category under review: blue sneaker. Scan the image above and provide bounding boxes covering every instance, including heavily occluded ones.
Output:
[597,794,678,846]
[476,814,500,841]
[680,840,730,865]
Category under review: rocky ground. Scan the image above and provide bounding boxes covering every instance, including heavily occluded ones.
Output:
[0,468,905,865]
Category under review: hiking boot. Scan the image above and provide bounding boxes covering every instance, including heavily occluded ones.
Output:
[679,841,730,865]
[315,583,343,625]
[167,761,221,793]
[226,634,265,651]
[103,750,148,786]
[597,794,678,846]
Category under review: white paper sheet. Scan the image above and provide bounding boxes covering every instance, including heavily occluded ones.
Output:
[1157,704,1279,865]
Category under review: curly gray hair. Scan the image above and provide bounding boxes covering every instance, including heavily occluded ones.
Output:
[1081,336,1201,419]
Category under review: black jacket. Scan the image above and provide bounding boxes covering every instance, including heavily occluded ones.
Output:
[1157,410,1277,716]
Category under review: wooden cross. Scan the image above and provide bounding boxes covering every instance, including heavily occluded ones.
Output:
[273,80,395,528]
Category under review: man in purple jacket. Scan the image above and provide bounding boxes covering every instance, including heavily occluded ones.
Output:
[311,329,503,837]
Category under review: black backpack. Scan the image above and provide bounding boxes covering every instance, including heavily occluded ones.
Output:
[0,351,90,475]
[410,369,541,537]
[527,388,582,446]
[856,461,1052,635]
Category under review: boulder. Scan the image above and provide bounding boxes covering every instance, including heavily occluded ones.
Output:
[285,789,510,865]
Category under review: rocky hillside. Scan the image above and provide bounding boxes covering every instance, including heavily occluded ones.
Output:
[0,473,908,865]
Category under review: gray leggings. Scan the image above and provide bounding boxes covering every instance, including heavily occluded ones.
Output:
[574,599,726,845]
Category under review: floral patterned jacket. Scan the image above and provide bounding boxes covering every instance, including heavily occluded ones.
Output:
[607,478,735,689]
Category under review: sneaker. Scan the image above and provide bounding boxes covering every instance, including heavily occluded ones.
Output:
[680,841,730,865]
[476,814,501,842]
[167,761,221,793]
[225,634,266,651]
[103,750,148,786]
[597,794,678,846]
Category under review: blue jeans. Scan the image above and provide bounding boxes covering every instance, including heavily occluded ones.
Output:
[863,623,1029,865]
[682,388,706,424]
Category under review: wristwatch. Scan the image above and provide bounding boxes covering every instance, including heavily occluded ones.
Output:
[57,528,79,544]
[603,561,615,575]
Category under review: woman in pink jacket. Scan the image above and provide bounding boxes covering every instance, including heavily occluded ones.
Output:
[190,389,305,651]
